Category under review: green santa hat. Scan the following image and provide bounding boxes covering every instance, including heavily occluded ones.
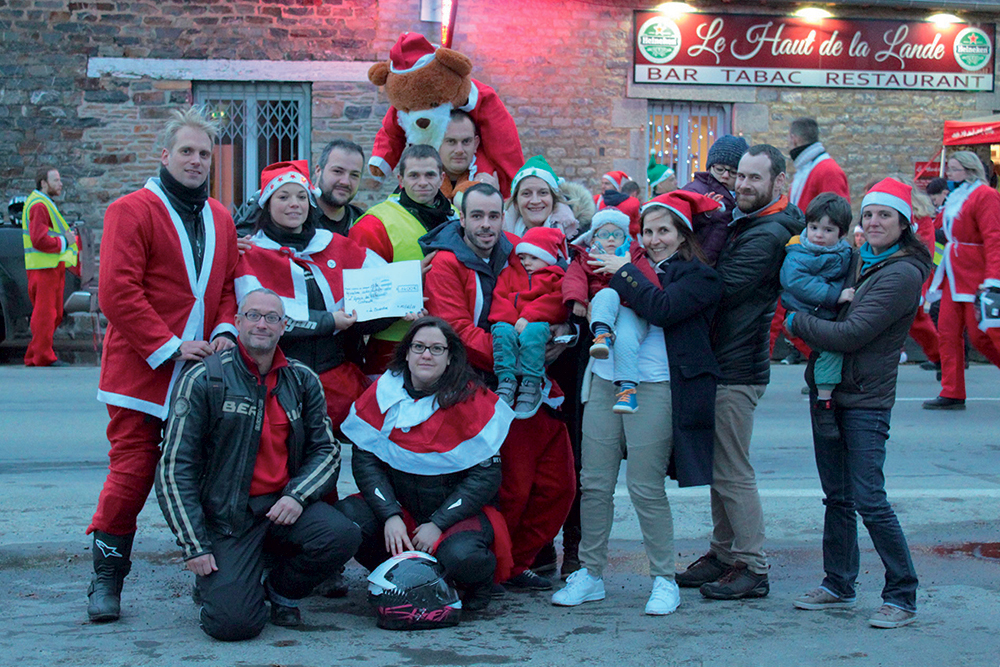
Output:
[647,155,675,189]
[512,155,560,194]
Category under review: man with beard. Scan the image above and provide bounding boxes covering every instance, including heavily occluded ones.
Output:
[675,144,804,601]
[421,183,575,591]
[313,140,366,236]
[349,144,457,373]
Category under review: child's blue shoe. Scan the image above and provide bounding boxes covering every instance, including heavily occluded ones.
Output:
[613,384,638,414]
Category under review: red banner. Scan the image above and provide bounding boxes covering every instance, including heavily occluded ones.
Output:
[634,12,995,91]
[943,117,1000,145]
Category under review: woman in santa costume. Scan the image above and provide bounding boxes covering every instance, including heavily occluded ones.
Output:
[235,160,399,431]
[336,317,515,612]
[923,151,1000,410]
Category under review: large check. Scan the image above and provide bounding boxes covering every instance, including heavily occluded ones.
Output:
[342,260,423,322]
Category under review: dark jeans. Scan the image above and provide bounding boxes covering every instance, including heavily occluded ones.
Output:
[337,495,496,589]
[197,494,361,641]
[812,407,918,611]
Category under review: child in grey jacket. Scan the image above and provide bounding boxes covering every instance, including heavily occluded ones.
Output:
[780,193,855,439]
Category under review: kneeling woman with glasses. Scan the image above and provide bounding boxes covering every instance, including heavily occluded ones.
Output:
[336,317,517,612]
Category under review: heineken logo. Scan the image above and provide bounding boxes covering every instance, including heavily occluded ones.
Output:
[953,27,991,72]
[637,17,682,64]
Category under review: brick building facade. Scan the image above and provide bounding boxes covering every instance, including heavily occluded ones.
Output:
[2,0,998,233]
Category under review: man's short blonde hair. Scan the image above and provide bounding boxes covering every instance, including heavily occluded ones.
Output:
[161,106,221,151]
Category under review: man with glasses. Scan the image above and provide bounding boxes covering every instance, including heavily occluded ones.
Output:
[157,288,360,640]
[681,134,749,266]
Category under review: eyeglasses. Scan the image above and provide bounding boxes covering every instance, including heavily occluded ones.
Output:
[594,229,625,241]
[711,165,739,176]
[241,311,284,324]
[409,342,448,356]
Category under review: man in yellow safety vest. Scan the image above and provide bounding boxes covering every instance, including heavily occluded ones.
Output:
[348,144,457,373]
[22,166,78,366]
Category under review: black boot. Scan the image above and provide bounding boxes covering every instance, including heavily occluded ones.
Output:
[560,527,581,580]
[87,531,134,622]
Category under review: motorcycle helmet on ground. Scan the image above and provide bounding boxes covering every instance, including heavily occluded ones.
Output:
[367,551,462,630]
[975,286,1000,329]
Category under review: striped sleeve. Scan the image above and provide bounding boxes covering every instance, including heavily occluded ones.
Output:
[284,361,341,504]
[154,363,213,560]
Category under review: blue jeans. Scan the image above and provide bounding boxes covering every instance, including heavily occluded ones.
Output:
[812,407,918,611]
[491,321,550,381]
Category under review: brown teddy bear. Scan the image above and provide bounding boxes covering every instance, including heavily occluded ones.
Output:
[368,33,524,198]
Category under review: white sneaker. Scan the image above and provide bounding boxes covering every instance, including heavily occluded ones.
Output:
[551,568,605,606]
[645,576,680,615]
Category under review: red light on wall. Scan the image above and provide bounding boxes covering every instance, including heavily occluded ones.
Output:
[441,0,458,48]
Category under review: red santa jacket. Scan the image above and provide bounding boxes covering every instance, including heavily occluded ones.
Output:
[930,182,1000,301]
[98,180,239,419]
[562,244,658,307]
[234,228,384,322]
[796,158,850,211]
[369,79,524,199]
[489,264,567,325]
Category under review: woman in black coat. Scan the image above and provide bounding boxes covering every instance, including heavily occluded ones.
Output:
[550,191,722,616]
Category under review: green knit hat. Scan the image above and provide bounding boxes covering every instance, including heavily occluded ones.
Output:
[512,155,560,194]
[647,155,675,189]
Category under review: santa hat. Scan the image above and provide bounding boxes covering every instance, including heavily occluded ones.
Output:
[388,32,438,75]
[602,171,630,190]
[259,160,314,207]
[516,226,567,266]
[647,156,675,190]
[861,178,912,223]
[640,190,721,231]
[512,155,560,194]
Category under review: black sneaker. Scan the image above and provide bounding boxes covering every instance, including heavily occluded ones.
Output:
[922,396,966,410]
[313,569,349,598]
[811,399,840,441]
[919,360,941,371]
[675,552,727,588]
[270,602,302,627]
[699,562,769,600]
[503,570,552,591]
[531,542,557,576]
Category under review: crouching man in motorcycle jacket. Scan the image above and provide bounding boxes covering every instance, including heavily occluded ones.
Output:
[155,288,361,641]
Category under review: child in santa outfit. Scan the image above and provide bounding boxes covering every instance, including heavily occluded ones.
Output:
[779,192,855,440]
[562,208,658,413]
[489,226,569,419]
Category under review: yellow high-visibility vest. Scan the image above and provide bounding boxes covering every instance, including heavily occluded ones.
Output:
[21,190,78,269]
[356,196,457,342]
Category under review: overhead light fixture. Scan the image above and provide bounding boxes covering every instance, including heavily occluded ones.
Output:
[655,3,694,17]
[794,7,833,20]
[928,13,962,25]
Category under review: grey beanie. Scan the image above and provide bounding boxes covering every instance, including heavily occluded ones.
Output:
[706,135,749,169]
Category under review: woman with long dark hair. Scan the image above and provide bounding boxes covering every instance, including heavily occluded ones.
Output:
[787,178,931,628]
[336,317,515,611]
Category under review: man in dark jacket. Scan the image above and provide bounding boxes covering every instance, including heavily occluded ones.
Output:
[682,134,748,266]
[156,288,361,641]
[676,144,805,601]
[313,139,366,237]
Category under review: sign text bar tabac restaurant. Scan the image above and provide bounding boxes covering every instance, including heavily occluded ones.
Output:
[634,12,995,91]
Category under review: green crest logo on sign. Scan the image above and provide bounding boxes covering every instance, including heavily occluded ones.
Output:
[953,28,992,72]
[637,17,683,64]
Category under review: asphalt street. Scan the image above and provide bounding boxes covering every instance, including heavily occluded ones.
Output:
[0,362,998,666]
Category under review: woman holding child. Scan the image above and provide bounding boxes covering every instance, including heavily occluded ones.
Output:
[552,191,722,615]
[786,178,930,628]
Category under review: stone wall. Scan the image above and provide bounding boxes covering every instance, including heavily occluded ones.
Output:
[1,0,391,226]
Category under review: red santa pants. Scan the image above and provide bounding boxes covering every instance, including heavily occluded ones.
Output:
[498,409,575,577]
[938,288,1000,400]
[88,405,164,536]
[769,303,811,358]
[24,266,65,366]
[908,307,940,364]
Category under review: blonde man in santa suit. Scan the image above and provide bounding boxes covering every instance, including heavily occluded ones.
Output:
[86,107,240,623]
